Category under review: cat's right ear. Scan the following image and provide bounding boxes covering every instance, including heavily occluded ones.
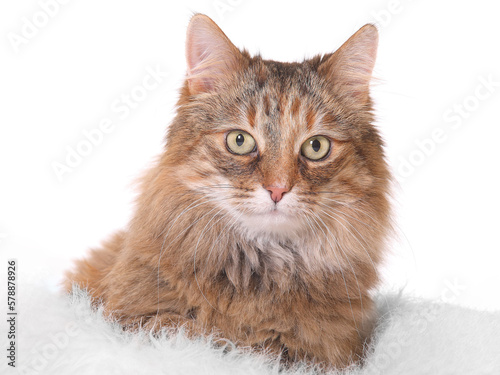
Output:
[185,14,244,95]
[318,24,379,104]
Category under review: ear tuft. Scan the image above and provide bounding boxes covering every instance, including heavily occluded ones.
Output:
[185,14,244,95]
[319,24,379,103]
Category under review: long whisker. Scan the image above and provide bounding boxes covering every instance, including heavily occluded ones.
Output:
[322,203,397,327]
[310,209,365,322]
[167,198,233,245]
[310,191,364,202]
[318,203,370,248]
[196,185,235,190]
[304,208,362,340]
[322,197,418,273]
[154,197,216,326]
[193,205,233,313]
[155,195,211,239]
[320,197,377,230]
[155,194,234,324]
[317,205,390,326]
[317,203,382,279]
[194,184,250,192]
[206,204,245,265]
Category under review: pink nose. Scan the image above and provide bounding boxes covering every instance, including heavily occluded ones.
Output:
[265,186,289,203]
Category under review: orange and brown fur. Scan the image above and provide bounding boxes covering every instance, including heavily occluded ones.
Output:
[64,14,392,370]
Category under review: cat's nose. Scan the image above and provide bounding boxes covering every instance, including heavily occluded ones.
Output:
[265,185,289,203]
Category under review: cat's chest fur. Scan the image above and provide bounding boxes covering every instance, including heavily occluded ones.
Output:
[154,224,364,314]
[160,218,331,292]
[148,229,372,353]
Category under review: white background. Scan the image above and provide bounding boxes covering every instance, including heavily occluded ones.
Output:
[1,0,499,310]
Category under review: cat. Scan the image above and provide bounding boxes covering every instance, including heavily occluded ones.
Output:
[64,14,392,370]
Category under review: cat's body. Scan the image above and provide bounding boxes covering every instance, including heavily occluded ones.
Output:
[65,15,391,369]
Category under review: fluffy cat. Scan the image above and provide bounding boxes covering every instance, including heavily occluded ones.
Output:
[64,14,392,370]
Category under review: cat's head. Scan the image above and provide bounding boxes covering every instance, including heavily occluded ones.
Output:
[164,14,390,244]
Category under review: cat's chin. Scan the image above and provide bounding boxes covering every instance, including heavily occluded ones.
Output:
[238,209,305,239]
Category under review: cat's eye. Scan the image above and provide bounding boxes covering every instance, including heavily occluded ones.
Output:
[301,136,331,161]
[226,130,256,155]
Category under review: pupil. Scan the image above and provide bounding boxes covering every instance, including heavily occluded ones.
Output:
[236,134,244,146]
[311,139,321,152]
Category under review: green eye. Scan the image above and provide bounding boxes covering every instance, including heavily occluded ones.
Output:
[301,136,331,160]
[226,130,256,155]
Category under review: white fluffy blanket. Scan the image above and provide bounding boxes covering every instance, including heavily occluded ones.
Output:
[2,285,500,375]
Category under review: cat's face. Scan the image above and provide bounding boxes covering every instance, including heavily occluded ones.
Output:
[165,15,390,242]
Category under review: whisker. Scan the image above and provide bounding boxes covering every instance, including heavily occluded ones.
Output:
[311,209,365,317]
[317,201,393,313]
[155,195,233,324]
[154,197,215,326]
[308,191,363,199]
[317,203,370,248]
[320,198,376,230]
[321,197,417,269]
[193,205,231,313]
[194,184,251,192]
[206,204,245,265]
[155,195,211,239]
[317,207,384,322]
[304,208,362,340]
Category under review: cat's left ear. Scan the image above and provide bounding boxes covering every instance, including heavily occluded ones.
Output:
[185,14,245,95]
[318,24,378,104]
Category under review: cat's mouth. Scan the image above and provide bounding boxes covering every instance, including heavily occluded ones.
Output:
[249,208,288,222]
[255,202,289,216]
[257,209,284,221]
[268,206,286,216]
[237,203,305,238]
